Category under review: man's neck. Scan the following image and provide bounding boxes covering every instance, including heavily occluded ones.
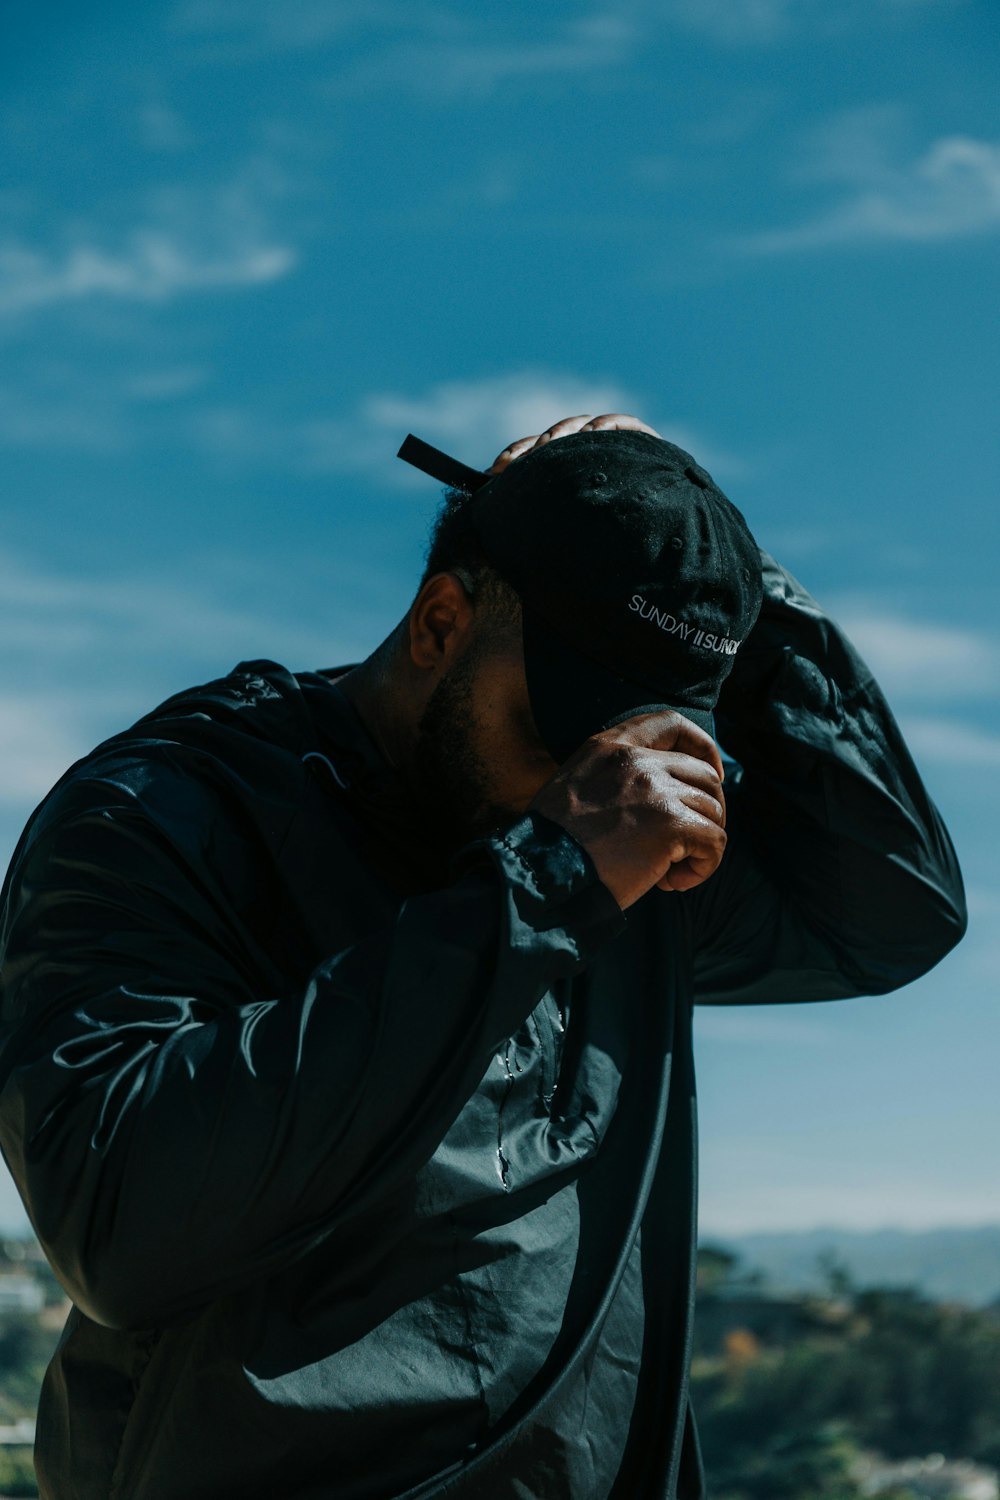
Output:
[333,632,416,772]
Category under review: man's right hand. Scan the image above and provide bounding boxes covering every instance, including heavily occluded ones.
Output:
[530,711,727,910]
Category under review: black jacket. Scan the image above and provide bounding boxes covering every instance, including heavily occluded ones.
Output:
[0,555,966,1499]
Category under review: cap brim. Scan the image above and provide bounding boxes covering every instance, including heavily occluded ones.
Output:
[521,604,715,764]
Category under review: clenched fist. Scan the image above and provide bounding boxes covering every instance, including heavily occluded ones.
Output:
[531,710,726,910]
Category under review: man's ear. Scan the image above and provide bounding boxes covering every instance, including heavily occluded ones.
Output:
[408,572,475,674]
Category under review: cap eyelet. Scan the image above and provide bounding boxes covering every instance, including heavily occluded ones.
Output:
[670,536,684,551]
[590,471,608,486]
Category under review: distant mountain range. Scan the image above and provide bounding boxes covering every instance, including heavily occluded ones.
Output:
[709,1225,1000,1308]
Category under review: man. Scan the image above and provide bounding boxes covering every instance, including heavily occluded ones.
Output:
[0,414,965,1499]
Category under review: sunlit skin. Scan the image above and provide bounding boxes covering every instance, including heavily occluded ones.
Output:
[338,412,730,911]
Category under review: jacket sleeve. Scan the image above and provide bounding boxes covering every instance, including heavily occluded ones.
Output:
[687,551,967,1004]
[0,781,622,1332]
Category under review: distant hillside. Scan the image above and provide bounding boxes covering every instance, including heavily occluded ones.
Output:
[711,1224,1000,1308]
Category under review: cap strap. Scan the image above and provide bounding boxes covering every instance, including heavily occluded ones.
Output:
[397,433,491,493]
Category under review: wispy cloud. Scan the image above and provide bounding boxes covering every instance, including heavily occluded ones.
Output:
[0,234,294,316]
[322,14,634,100]
[0,551,333,673]
[741,129,1000,252]
[666,0,966,46]
[665,0,797,44]
[291,370,746,484]
[0,160,298,317]
[0,695,88,807]
[819,600,1000,777]
[958,886,1000,984]
[830,602,1000,703]
[124,366,212,401]
[0,386,127,453]
[0,365,212,452]
[0,546,351,824]
[139,102,196,153]
[170,0,391,54]
[185,373,634,478]
[172,1,634,89]
[902,717,1000,769]
[25,364,740,490]
[339,371,641,472]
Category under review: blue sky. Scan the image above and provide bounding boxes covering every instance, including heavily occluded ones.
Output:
[1,0,998,1236]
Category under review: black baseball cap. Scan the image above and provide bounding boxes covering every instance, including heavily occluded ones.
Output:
[399,428,763,762]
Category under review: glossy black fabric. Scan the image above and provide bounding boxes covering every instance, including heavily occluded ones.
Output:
[0,554,966,1500]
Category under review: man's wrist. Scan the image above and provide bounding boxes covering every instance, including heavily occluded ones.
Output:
[459,810,626,965]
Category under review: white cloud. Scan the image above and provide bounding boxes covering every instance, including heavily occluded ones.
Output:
[809,601,1000,778]
[966,886,1000,924]
[0,159,299,318]
[830,603,1000,702]
[173,1,633,87]
[902,716,1000,768]
[0,551,333,672]
[0,548,355,829]
[958,886,1000,984]
[791,104,911,186]
[0,696,87,807]
[0,363,745,482]
[139,103,195,153]
[0,234,295,316]
[322,14,634,100]
[666,0,966,45]
[355,372,639,469]
[743,133,1000,252]
[124,366,212,401]
[0,387,127,453]
[171,0,390,52]
[189,373,638,479]
[0,366,212,453]
[666,0,795,43]
[295,370,745,484]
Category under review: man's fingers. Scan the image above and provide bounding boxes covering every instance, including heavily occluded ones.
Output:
[489,436,540,474]
[656,856,716,893]
[580,414,662,439]
[598,710,724,781]
[678,783,727,828]
[490,417,592,473]
[490,413,662,475]
[529,416,594,451]
[658,819,728,889]
[532,724,729,907]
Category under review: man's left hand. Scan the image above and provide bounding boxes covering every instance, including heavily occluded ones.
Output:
[489,414,661,475]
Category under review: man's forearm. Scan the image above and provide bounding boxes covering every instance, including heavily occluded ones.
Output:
[695,550,966,1001]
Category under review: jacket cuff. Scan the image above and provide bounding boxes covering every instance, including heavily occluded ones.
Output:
[459,810,626,973]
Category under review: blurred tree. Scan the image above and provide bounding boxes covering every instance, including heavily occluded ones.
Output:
[694,1278,1000,1493]
[817,1251,855,1303]
[0,1312,60,1416]
[697,1244,741,1294]
[0,1446,37,1497]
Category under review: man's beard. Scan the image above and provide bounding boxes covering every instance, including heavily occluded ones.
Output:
[406,644,512,854]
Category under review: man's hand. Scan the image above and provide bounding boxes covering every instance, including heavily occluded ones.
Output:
[490,413,662,475]
[496,415,719,908]
[531,711,726,910]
